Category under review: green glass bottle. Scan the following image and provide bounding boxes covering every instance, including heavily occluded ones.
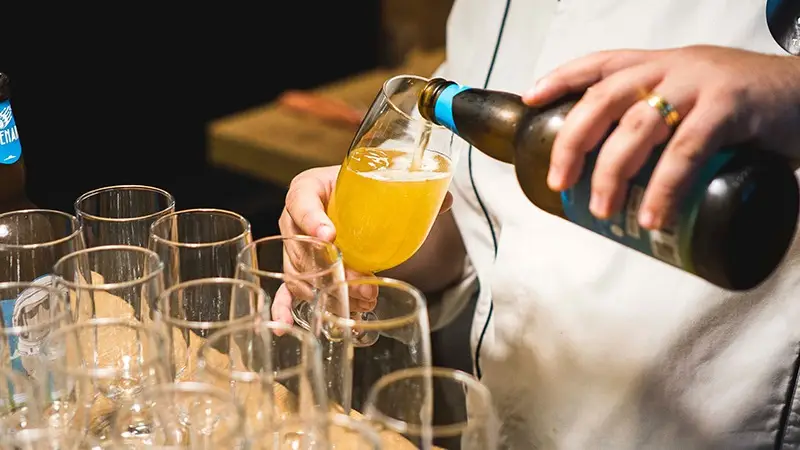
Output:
[417,77,800,291]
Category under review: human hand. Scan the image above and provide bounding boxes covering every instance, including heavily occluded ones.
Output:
[276,165,454,325]
[523,45,800,230]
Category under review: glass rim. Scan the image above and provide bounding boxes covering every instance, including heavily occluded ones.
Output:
[158,277,266,330]
[74,184,177,223]
[316,277,427,331]
[43,317,168,379]
[276,412,383,448]
[365,366,493,438]
[149,208,252,249]
[381,74,445,129]
[52,244,164,291]
[0,281,70,335]
[235,234,343,282]
[0,209,83,250]
[198,318,321,382]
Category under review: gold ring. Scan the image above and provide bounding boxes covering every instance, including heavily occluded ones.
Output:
[645,94,681,128]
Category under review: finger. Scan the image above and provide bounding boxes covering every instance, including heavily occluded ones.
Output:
[439,191,453,215]
[271,283,295,326]
[524,49,655,105]
[547,64,666,191]
[345,270,378,312]
[638,97,733,230]
[589,81,697,219]
[285,168,339,242]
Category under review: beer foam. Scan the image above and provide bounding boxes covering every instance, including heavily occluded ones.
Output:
[360,168,452,182]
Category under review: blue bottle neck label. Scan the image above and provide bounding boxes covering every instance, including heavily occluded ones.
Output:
[433,84,471,134]
[0,99,21,165]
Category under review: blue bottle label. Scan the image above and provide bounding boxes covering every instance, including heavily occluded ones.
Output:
[0,99,21,165]
[561,147,735,271]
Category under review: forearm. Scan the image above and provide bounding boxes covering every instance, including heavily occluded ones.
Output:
[379,210,467,294]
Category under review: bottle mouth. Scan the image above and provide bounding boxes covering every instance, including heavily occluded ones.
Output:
[381,74,446,129]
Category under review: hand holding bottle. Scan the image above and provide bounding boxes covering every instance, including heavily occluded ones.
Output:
[523,45,800,230]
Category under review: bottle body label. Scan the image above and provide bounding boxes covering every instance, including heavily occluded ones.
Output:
[0,100,21,165]
[560,147,735,271]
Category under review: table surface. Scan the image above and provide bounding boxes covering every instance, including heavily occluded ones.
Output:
[207,49,445,188]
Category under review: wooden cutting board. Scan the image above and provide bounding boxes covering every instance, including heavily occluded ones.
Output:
[207,49,446,188]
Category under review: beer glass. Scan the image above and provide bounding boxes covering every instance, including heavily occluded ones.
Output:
[75,184,176,248]
[312,277,432,416]
[148,208,253,290]
[235,235,345,335]
[365,367,498,450]
[273,413,383,450]
[327,75,457,275]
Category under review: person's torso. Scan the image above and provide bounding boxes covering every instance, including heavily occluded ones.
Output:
[443,1,800,448]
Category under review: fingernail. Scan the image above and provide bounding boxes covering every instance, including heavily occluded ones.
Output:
[316,224,335,241]
[639,210,656,229]
[523,78,549,102]
[547,167,563,190]
[589,193,607,218]
[358,284,377,300]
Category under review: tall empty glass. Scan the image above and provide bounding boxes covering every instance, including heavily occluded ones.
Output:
[326,74,457,275]
[75,184,176,248]
[0,209,84,330]
[0,283,70,435]
[197,320,327,445]
[40,318,171,441]
[365,367,498,450]
[312,277,431,416]
[235,235,345,333]
[112,382,248,449]
[52,245,164,323]
[156,278,267,383]
[149,208,253,290]
[0,282,71,375]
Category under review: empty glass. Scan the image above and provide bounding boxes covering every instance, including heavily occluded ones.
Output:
[0,282,71,377]
[75,184,176,248]
[0,209,85,333]
[234,235,345,332]
[156,278,267,383]
[149,208,253,289]
[40,318,171,441]
[273,413,383,450]
[364,367,498,450]
[196,319,327,446]
[112,381,248,449]
[52,245,164,323]
[312,278,432,416]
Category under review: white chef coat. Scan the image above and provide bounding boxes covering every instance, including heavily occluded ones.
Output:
[433,0,800,448]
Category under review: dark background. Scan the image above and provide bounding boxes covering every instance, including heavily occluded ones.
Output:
[2,4,382,239]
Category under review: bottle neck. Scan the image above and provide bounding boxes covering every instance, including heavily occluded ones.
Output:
[419,78,465,132]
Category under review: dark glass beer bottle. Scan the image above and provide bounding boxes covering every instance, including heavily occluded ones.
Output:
[417,78,800,291]
[0,73,27,213]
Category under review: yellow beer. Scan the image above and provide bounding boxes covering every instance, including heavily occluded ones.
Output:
[327,147,453,273]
